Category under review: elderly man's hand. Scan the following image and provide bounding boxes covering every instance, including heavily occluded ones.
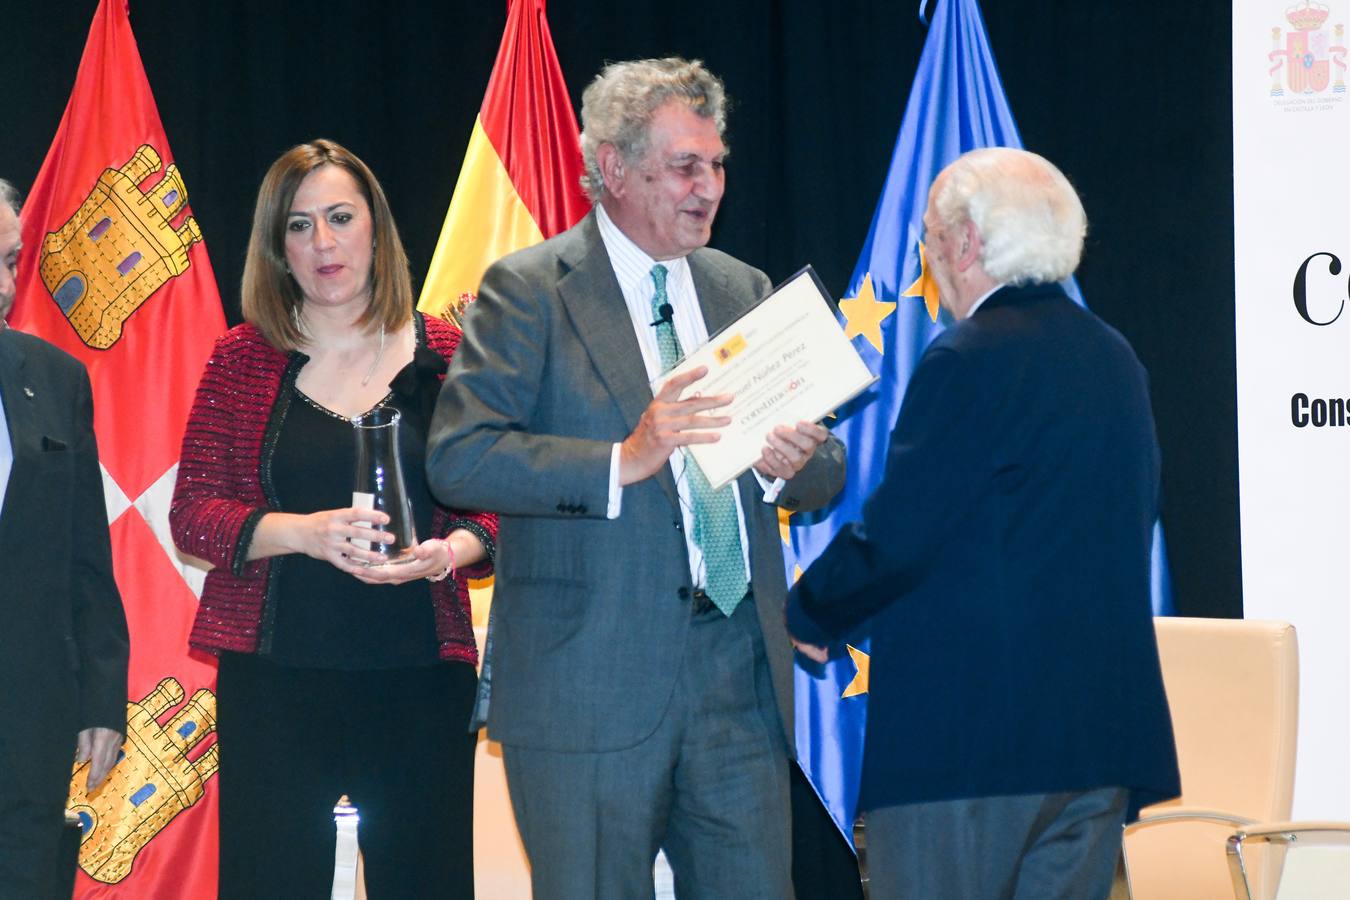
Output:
[76,727,124,791]
[753,421,830,481]
[791,637,830,663]
[620,366,732,486]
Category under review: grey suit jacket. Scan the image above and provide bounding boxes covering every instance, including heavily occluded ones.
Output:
[427,213,844,753]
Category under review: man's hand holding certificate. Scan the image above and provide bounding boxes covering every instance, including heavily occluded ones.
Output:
[618,366,733,486]
[634,266,876,490]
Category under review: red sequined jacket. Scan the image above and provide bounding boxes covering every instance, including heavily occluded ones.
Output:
[170,314,495,665]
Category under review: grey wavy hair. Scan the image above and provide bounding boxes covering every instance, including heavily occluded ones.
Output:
[931,148,1087,286]
[579,57,727,201]
[0,179,19,214]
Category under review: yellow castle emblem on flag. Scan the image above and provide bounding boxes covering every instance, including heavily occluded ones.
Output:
[68,677,219,883]
[40,144,202,350]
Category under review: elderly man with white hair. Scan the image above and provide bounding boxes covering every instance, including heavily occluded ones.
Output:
[787,148,1180,899]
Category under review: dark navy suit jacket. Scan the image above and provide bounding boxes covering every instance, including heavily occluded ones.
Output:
[0,327,127,885]
[787,282,1179,818]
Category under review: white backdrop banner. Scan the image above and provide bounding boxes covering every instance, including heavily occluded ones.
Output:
[1233,0,1349,818]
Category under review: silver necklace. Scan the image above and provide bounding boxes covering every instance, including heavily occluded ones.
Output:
[360,324,386,387]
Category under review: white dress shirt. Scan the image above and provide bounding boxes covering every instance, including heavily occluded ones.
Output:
[0,387,11,517]
[595,203,753,589]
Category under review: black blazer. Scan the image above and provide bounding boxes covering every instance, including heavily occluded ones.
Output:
[787,283,1179,817]
[0,328,128,745]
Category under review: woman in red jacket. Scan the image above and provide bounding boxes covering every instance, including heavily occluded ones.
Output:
[171,139,495,899]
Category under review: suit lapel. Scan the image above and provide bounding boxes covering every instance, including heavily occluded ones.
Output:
[555,216,680,510]
[689,252,741,337]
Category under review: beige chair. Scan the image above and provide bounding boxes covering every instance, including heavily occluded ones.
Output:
[1122,617,1298,899]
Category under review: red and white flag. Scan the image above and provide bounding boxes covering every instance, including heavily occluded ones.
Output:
[10,1,225,896]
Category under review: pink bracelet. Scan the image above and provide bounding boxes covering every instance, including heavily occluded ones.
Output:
[426,539,456,582]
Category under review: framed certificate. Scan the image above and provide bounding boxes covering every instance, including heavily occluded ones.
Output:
[655,265,876,490]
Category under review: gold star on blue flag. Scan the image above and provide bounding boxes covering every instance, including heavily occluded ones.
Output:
[839,273,896,354]
[841,645,870,698]
[901,241,941,322]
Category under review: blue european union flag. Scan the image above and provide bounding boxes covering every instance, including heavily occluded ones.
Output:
[787,0,1175,849]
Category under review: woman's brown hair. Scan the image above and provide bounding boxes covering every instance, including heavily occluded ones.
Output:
[241,139,413,351]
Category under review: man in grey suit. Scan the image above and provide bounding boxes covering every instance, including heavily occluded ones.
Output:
[428,58,844,898]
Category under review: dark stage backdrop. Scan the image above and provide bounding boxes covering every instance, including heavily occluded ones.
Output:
[8,1,1239,620]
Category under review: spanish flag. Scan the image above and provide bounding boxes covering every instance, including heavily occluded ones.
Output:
[417,0,588,322]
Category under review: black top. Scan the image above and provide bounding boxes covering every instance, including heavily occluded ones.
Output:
[266,347,447,669]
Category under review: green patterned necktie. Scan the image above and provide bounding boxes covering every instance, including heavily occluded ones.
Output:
[650,263,748,615]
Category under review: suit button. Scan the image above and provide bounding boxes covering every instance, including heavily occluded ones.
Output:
[673,520,683,532]
[677,587,690,600]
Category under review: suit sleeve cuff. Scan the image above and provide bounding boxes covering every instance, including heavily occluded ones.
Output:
[607,443,623,519]
[752,470,786,503]
[785,584,834,648]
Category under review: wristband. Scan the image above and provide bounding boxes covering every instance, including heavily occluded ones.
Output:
[426,539,456,583]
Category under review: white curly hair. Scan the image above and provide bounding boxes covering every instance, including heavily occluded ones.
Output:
[931,148,1086,286]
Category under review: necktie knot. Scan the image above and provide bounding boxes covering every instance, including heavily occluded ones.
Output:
[651,264,681,373]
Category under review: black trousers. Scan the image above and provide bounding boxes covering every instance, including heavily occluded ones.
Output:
[0,701,75,900]
[216,653,477,899]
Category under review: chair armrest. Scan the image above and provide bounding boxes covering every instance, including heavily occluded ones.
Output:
[1231,821,1350,847]
[1123,806,1260,900]
[1126,806,1256,833]
[1227,820,1350,900]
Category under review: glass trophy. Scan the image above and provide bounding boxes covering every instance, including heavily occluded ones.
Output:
[351,406,417,566]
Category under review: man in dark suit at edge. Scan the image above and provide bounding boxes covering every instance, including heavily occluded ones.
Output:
[787,148,1179,900]
[428,58,845,898]
[0,178,129,898]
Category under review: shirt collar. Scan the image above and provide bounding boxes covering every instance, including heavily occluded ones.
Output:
[965,282,1006,319]
[595,203,692,296]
